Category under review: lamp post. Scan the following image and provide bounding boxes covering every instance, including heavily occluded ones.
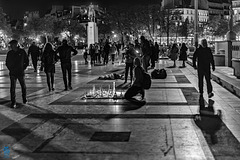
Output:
[194,0,198,48]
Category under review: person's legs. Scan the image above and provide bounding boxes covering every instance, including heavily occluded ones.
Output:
[61,63,68,90]
[10,76,17,105]
[129,63,133,82]
[125,63,130,83]
[151,56,155,68]
[46,72,51,91]
[205,70,213,94]
[66,63,72,89]
[182,60,185,67]
[142,56,148,72]
[198,69,204,95]
[51,72,55,90]
[124,86,140,100]
[18,76,27,103]
[173,60,176,67]
[32,56,38,71]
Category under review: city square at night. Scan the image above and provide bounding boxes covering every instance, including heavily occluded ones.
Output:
[0,0,240,159]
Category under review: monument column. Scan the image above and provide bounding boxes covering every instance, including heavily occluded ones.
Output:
[87,3,98,46]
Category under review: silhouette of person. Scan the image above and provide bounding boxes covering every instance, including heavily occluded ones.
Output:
[194,97,222,144]
[6,40,29,108]
[56,39,78,91]
[42,43,58,91]
[193,39,215,98]
[28,42,40,72]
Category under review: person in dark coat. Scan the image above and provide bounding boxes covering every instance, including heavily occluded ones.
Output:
[6,40,29,108]
[103,40,110,65]
[28,42,40,72]
[124,43,136,83]
[56,39,78,91]
[42,43,58,91]
[179,43,188,67]
[193,39,215,98]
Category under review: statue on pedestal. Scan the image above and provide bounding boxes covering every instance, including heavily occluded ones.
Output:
[88,3,96,22]
[226,5,236,40]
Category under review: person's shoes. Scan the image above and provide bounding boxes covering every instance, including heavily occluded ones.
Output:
[34,70,37,72]
[64,88,68,91]
[69,86,72,90]
[11,103,17,109]
[23,99,28,104]
[124,81,127,84]
[208,92,214,98]
[52,88,55,91]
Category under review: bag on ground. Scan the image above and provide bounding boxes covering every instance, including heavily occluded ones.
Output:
[151,69,167,79]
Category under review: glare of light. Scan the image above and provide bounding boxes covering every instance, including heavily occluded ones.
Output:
[35,38,40,42]
[112,31,115,34]
[113,34,117,38]
[24,23,27,27]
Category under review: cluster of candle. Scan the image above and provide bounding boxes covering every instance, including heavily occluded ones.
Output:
[82,82,124,99]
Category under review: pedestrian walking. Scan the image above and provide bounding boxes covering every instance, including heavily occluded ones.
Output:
[124,57,145,101]
[89,44,95,65]
[42,43,58,92]
[56,39,78,91]
[6,40,29,108]
[28,42,40,72]
[124,43,136,83]
[193,39,215,98]
[169,43,179,67]
[179,43,188,68]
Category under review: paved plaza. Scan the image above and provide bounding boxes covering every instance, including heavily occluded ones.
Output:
[0,55,240,159]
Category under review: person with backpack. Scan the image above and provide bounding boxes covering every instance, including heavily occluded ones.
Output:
[56,39,78,91]
[42,43,58,92]
[124,57,145,101]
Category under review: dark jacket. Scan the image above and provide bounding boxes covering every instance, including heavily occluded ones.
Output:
[193,46,215,71]
[56,44,78,63]
[6,48,29,76]
[28,44,40,58]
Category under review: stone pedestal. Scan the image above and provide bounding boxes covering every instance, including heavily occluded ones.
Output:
[87,22,98,46]
[213,54,225,66]
[232,58,240,78]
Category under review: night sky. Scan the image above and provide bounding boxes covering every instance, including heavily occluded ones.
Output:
[1,0,162,19]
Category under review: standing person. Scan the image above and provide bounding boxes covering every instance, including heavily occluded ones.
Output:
[124,43,136,83]
[179,43,188,67]
[89,44,95,65]
[103,40,110,65]
[140,36,151,72]
[124,57,145,101]
[149,40,156,68]
[154,42,160,62]
[193,39,215,98]
[83,47,88,64]
[56,39,78,91]
[110,42,117,65]
[169,43,179,67]
[28,42,40,72]
[6,40,29,108]
[42,43,58,92]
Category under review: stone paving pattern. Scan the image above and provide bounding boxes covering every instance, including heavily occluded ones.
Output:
[0,55,239,159]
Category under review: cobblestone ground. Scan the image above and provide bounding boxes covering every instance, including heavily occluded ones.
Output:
[0,55,239,160]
